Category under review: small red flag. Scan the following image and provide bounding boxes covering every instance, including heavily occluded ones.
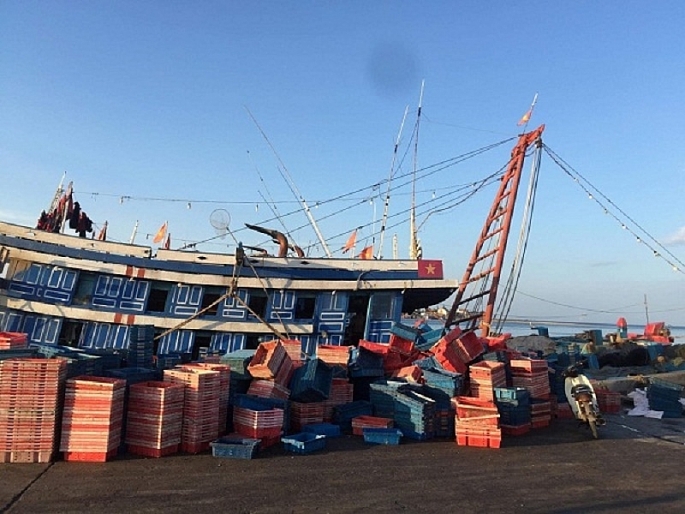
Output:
[97,221,108,241]
[342,230,357,254]
[163,233,171,250]
[152,222,167,244]
[358,245,373,260]
[517,109,532,126]
[417,259,443,279]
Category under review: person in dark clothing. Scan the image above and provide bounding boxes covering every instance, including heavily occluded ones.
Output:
[76,211,93,238]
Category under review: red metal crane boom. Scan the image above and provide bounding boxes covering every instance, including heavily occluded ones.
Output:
[445,125,545,337]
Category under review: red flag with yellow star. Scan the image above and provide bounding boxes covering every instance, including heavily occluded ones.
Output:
[417,259,443,279]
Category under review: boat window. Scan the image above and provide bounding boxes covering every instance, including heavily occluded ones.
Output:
[295,293,316,319]
[370,292,394,320]
[245,334,262,350]
[58,320,84,347]
[247,290,268,319]
[200,286,225,317]
[147,282,172,313]
[73,272,97,306]
[192,332,211,360]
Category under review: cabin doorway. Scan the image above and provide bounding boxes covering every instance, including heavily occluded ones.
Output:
[59,320,84,348]
[344,294,369,347]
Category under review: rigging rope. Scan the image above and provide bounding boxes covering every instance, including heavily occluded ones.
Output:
[544,144,685,275]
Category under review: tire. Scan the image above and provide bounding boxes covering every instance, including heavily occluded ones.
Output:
[589,419,598,439]
[580,401,599,439]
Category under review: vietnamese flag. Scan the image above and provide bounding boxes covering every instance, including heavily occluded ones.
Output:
[417,259,443,279]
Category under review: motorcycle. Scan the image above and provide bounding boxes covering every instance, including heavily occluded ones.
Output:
[563,363,605,438]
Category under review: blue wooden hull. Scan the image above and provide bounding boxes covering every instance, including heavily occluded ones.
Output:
[0,221,455,359]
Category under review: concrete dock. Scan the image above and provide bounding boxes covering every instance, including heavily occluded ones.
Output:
[1,412,684,514]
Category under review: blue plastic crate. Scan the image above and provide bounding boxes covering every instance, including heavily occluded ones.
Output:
[494,387,531,406]
[362,427,403,445]
[281,432,326,454]
[649,377,684,392]
[210,436,260,459]
[390,322,421,342]
[289,358,333,402]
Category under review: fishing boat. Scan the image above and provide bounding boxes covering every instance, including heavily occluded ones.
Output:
[0,122,547,360]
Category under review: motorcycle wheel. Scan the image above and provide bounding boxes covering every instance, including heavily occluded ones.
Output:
[580,401,599,439]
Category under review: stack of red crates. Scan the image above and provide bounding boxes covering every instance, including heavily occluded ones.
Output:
[290,401,325,431]
[125,381,185,458]
[453,396,502,449]
[469,361,507,400]
[530,400,552,428]
[233,405,284,448]
[0,332,28,350]
[60,376,126,462]
[351,415,393,435]
[0,358,67,463]
[322,378,354,422]
[509,359,551,400]
[280,339,303,363]
[182,362,231,436]
[163,368,220,453]
[595,388,622,414]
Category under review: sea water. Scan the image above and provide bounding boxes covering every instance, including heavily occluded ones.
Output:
[423,319,685,343]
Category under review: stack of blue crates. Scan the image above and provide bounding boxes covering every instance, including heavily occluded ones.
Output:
[369,380,435,440]
[333,401,373,432]
[392,389,436,440]
[128,325,155,369]
[369,380,415,418]
[494,387,532,427]
[348,347,384,378]
[420,368,464,408]
[648,378,683,418]
[289,358,333,403]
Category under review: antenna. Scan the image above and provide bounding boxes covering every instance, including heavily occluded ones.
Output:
[245,106,332,257]
[377,105,409,259]
[409,80,425,260]
[129,220,139,244]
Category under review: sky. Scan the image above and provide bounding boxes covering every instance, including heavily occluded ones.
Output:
[1,1,685,328]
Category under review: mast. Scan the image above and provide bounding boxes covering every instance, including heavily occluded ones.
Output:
[376,105,409,259]
[409,80,425,260]
[129,220,139,244]
[246,107,332,257]
[445,125,545,337]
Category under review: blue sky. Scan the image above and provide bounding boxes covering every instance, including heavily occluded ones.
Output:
[1,1,684,327]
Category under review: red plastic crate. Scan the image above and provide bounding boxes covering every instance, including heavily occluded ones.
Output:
[595,389,621,414]
[127,443,179,458]
[469,361,505,380]
[63,448,118,463]
[455,426,502,448]
[509,359,549,373]
[501,423,531,436]
[388,334,415,356]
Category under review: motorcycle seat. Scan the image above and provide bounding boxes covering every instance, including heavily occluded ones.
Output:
[571,384,594,397]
